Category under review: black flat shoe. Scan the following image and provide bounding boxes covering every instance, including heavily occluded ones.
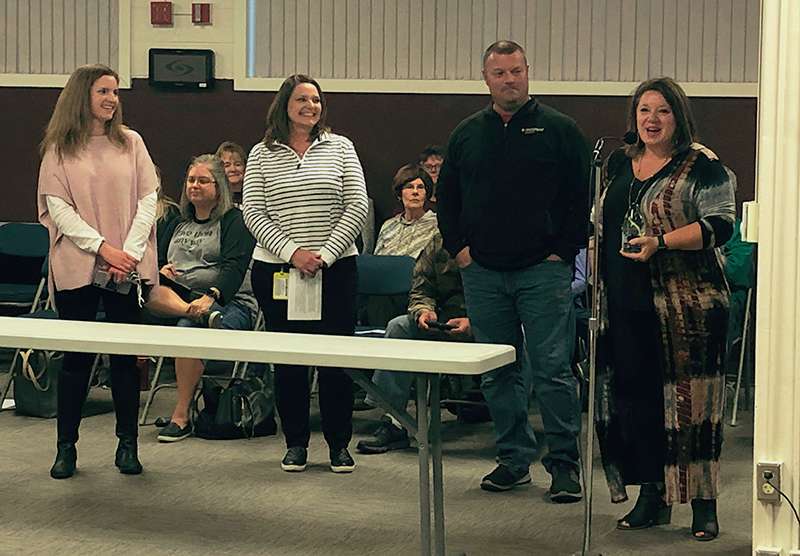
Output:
[617,483,672,530]
[50,442,77,479]
[115,437,143,475]
[691,498,719,541]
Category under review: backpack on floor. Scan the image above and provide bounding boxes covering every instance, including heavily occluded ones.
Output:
[193,376,277,440]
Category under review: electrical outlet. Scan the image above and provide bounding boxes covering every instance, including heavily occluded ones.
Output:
[755,548,781,556]
[757,462,782,503]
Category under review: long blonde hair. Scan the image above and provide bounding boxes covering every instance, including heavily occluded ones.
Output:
[154,166,179,221]
[40,64,129,159]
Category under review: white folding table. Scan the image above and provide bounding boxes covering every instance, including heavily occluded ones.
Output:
[0,316,514,556]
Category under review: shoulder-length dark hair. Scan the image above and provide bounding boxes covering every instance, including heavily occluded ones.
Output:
[40,64,128,159]
[625,77,698,158]
[263,74,330,148]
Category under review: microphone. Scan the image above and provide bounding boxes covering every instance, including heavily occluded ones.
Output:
[592,132,639,159]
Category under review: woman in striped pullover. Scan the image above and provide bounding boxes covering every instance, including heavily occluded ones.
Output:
[243,74,369,473]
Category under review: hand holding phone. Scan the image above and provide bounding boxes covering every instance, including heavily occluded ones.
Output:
[427,320,456,331]
[92,266,132,295]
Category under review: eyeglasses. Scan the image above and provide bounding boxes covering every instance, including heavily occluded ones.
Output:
[423,163,441,172]
[186,176,215,185]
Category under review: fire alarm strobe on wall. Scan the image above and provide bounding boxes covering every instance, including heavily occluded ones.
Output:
[148,48,214,89]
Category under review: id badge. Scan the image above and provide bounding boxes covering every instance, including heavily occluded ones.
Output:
[272,271,289,300]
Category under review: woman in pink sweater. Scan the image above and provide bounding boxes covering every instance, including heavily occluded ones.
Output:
[37,64,159,479]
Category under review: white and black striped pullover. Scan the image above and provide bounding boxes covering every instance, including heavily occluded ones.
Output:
[242,132,369,267]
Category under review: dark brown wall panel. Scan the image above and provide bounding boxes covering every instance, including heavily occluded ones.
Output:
[1,79,756,226]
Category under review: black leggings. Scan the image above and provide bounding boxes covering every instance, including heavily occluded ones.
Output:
[252,257,357,450]
[54,285,142,443]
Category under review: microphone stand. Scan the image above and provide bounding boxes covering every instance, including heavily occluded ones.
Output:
[576,137,606,556]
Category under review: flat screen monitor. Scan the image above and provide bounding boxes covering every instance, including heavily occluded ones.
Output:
[148,48,214,89]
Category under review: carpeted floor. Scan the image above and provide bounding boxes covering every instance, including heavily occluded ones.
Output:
[0,375,753,556]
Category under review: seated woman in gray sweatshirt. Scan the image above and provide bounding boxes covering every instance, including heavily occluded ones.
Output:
[145,154,257,442]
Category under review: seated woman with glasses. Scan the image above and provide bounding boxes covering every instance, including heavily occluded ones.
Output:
[144,154,257,442]
[374,163,438,259]
[418,144,444,207]
[365,164,439,327]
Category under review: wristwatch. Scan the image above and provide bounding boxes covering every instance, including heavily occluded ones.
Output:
[207,287,221,301]
[657,235,668,251]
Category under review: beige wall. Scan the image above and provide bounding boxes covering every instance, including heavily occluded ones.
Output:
[0,0,119,74]
[250,0,760,83]
[130,0,236,79]
[1,0,761,95]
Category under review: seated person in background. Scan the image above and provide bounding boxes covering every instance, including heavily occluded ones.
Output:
[357,232,470,454]
[144,154,257,442]
[154,166,181,251]
[721,218,755,353]
[573,247,589,341]
[375,163,438,258]
[418,144,444,207]
[357,196,376,254]
[367,164,440,327]
[215,141,247,207]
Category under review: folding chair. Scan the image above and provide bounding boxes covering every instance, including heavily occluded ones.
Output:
[355,254,416,336]
[138,309,267,425]
[0,223,49,315]
[1,254,51,411]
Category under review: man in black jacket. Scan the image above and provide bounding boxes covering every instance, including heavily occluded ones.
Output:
[437,40,589,501]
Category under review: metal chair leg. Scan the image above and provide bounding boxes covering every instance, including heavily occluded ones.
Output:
[0,349,20,410]
[86,354,103,393]
[139,356,166,425]
[730,288,753,427]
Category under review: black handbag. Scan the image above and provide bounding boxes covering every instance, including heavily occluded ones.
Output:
[14,349,61,418]
[193,376,277,440]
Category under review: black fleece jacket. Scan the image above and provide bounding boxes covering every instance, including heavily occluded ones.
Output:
[437,98,590,270]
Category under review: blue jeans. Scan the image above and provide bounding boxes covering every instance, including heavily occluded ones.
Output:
[176,300,254,369]
[175,299,252,331]
[366,314,431,411]
[460,259,580,475]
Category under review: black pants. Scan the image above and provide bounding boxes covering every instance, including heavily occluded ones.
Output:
[54,285,142,444]
[607,301,666,485]
[252,257,357,451]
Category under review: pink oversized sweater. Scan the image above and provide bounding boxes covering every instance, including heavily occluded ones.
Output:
[37,128,159,293]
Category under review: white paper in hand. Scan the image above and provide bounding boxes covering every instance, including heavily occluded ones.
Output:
[287,268,322,320]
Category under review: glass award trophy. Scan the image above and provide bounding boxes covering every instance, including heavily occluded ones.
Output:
[621,204,645,253]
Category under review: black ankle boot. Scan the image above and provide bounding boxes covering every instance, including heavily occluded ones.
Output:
[617,483,672,530]
[50,442,77,479]
[115,437,143,475]
[691,498,719,541]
